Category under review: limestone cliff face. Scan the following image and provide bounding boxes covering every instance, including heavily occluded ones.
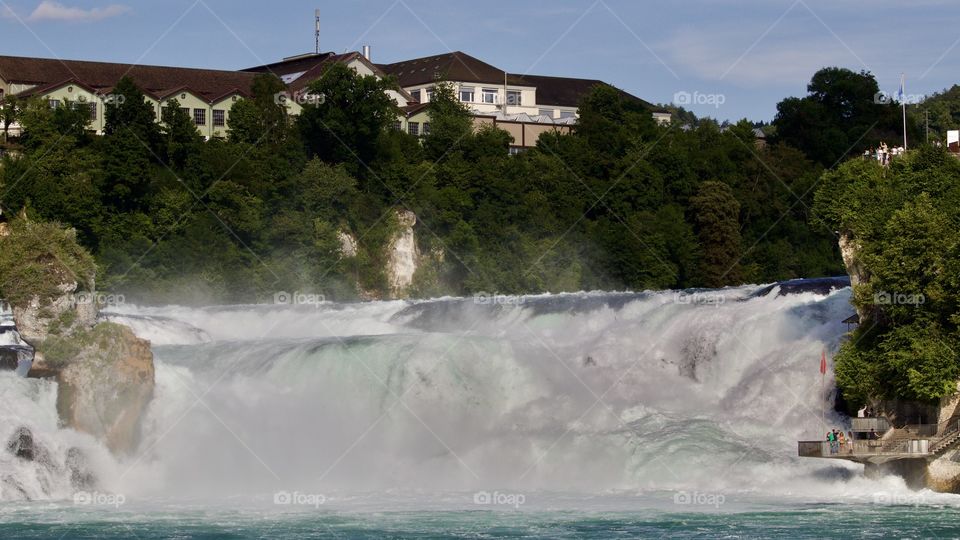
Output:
[838,232,869,321]
[386,210,419,298]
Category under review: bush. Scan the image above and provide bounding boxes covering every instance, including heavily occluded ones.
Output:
[0,216,96,308]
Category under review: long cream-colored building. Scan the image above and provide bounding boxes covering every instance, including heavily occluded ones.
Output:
[0,49,668,150]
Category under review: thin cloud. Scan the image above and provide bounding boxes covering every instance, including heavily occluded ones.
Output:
[26,1,130,22]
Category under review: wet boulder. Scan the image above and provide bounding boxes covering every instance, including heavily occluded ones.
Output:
[7,427,37,461]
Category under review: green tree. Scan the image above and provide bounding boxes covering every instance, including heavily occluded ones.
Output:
[422,82,472,161]
[691,181,742,287]
[100,77,161,212]
[297,63,400,171]
[227,73,292,147]
[774,67,917,167]
[161,98,202,169]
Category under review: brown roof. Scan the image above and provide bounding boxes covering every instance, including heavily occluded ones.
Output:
[508,73,663,111]
[0,55,256,102]
[377,51,506,88]
[244,52,414,100]
[402,102,430,117]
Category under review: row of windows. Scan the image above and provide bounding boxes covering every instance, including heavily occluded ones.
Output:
[411,86,524,106]
[394,121,431,137]
[538,109,577,119]
[48,98,228,128]
[186,107,226,127]
[48,99,97,120]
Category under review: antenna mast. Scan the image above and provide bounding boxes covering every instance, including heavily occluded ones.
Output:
[315,9,321,54]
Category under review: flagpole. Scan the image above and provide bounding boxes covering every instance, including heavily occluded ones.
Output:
[902,73,908,151]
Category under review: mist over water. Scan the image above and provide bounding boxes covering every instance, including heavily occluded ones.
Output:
[5,284,958,510]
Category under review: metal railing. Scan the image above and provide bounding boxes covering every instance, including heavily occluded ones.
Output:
[798,438,930,458]
[851,417,891,433]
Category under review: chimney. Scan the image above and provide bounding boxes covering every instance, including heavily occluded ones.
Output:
[314,9,321,54]
[362,45,371,61]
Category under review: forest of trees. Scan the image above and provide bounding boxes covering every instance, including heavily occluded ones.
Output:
[815,147,960,404]
[0,65,921,305]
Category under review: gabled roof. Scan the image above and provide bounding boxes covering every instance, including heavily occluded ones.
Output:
[377,51,506,88]
[508,73,663,112]
[14,77,100,99]
[0,55,256,102]
[244,51,414,101]
[402,102,430,117]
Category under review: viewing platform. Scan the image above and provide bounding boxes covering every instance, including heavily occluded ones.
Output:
[798,418,960,465]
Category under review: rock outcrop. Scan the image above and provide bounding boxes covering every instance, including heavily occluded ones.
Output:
[338,230,358,258]
[838,232,869,321]
[16,284,155,455]
[13,282,96,369]
[386,209,420,298]
[927,448,960,493]
[54,323,154,455]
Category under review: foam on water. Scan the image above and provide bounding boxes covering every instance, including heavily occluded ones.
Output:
[5,284,960,509]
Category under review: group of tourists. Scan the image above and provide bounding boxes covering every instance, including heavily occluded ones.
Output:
[863,142,905,166]
[825,429,854,454]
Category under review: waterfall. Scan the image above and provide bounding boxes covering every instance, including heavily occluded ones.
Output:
[5,282,892,501]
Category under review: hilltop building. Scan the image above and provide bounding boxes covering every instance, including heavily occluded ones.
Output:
[0,48,668,151]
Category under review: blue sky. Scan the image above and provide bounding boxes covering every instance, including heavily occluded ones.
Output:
[1,0,958,121]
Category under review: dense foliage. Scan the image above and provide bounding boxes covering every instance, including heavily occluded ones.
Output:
[0,216,97,308]
[815,147,960,403]
[0,67,856,304]
[773,67,920,167]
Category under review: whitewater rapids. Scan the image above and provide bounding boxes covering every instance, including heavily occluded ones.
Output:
[4,283,952,504]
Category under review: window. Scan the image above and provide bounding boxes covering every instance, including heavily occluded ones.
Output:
[392,120,402,131]
[48,99,61,109]
[423,122,431,136]
[88,102,97,120]
[193,108,206,126]
[411,89,421,102]
[482,88,498,104]
[425,88,434,102]
[180,107,190,118]
[559,110,576,119]
[539,108,554,118]
[506,90,522,106]
[213,109,225,127]
[459,86,475,102]
[408,122,420,136]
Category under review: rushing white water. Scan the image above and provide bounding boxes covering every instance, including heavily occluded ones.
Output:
[5,282,954,505]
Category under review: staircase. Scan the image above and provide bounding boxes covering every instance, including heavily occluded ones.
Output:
[930,423,960,455]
